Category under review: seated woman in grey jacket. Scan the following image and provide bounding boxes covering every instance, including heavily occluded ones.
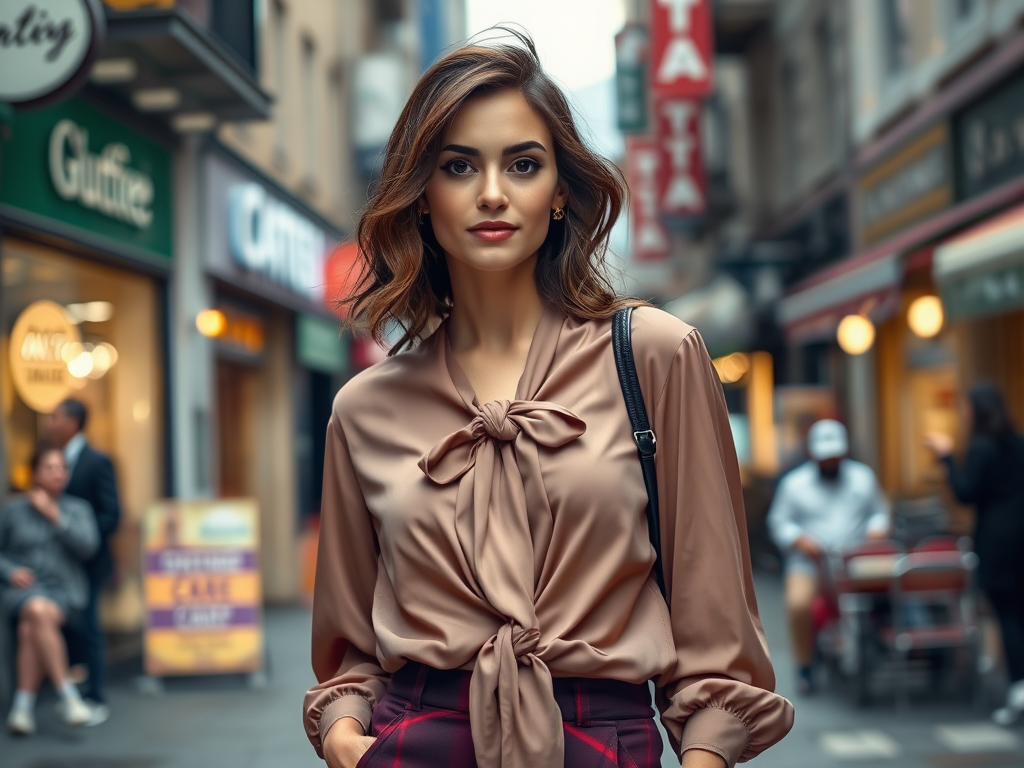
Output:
[1,443,99,734]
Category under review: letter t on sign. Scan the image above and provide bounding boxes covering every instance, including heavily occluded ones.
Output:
[650,0,714,98]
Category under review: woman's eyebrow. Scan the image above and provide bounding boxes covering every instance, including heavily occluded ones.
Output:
[439,140,548,156]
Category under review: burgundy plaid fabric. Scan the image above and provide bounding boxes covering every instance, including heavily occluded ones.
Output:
[355,663,664,768]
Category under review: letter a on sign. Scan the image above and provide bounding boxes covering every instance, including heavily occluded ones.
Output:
[650,0,714,98]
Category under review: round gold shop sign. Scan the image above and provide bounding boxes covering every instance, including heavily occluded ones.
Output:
[9,300,81,413]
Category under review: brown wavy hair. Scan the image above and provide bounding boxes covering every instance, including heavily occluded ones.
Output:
[342,28,641,353]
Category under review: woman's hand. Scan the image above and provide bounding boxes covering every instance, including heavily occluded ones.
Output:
[682,748,727,768]
[923,432,954,459]
[27,488,61,524]
[9,567,35,589]
[323,717,376,768]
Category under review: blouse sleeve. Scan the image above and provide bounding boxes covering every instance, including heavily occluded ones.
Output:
[652,329,794,767]
[303,412,390,757]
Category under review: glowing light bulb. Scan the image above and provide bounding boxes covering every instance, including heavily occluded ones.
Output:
[837,315,875,355]
[196,309,227,337]
[907,295,944,338]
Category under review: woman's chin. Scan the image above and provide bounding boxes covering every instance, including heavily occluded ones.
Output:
[446,249,538,275]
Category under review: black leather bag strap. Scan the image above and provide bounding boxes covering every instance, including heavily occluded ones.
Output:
[612,307,667,599]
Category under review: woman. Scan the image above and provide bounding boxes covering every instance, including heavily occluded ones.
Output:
[1,443,99,734]
[304,33,793,768]
[926,383,1024,725]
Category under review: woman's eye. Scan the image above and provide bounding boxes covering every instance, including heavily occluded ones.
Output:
[511,159,541,174]
[443,159,474,176]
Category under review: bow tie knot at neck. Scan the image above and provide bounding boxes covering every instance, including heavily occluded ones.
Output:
[479,400,522,442]
[417,399,586,486]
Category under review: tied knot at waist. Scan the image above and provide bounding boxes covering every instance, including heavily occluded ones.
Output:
[506,623,541,659]
[470,620,563,768]
[418,399,586,485]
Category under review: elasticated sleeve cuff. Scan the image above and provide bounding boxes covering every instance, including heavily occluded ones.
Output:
[319,694,373,745]
[679,706,751,768]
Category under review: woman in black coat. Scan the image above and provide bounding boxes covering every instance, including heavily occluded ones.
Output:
[926,383,1024,726]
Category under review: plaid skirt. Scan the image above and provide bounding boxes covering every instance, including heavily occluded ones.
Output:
[356,662,664,768]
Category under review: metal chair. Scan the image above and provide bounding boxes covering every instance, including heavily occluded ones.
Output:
[830,540,903,705]
[886,550,980,709]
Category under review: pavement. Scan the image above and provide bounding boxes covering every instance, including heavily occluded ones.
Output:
[2,574,1022,768]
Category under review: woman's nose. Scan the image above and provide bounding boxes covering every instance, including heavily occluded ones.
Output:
[477,168,508,209]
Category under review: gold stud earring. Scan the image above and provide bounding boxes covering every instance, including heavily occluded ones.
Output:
[552,207,565,221]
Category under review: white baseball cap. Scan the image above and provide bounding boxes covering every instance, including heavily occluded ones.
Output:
[807,419,848,461]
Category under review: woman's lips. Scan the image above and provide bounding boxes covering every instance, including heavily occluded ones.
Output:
[468,223,518,242]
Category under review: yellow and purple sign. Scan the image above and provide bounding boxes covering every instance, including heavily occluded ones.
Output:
[143,499,263,676]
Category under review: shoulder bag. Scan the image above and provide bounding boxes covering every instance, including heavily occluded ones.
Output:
[612,307,667,599]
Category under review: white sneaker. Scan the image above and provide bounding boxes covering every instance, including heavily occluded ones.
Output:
[7,706,35,735]
[84,702,109,727]
[61,696,92,727]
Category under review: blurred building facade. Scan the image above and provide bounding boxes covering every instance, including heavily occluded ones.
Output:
[0,0,457,635]
[700,0,1024,519]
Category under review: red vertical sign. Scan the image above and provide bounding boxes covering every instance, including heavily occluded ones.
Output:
[650,0,714,98]
[655,97,706,217]
[626,137,671,261]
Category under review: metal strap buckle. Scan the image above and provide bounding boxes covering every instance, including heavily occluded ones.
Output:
[633,429,657,456]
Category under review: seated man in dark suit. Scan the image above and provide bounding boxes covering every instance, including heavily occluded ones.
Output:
[47,399,121,726]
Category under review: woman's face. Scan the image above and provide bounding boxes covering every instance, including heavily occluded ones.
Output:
[422,88,568,275]
[35,450,67,497]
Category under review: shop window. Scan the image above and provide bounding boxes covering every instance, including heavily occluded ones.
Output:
[2,239,164,630]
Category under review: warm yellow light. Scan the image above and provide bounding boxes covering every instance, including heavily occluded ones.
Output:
[67,351,94,379]
[713,352,751,384]
[196,309,227,337]
[837,314,875,355]
[88,342,118,379]
[907,295,944,338]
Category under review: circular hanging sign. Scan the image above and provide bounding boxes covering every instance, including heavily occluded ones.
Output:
[9,299,82,413]
[0,0,106,109]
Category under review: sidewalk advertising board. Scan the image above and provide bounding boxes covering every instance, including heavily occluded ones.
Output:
[143,499,264,677]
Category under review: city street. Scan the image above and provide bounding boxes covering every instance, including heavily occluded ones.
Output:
[3,573,1022,768]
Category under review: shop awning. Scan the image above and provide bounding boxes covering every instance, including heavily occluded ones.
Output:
[96,7,271,122]
[934,202,1024,319]
[777,252,901,343]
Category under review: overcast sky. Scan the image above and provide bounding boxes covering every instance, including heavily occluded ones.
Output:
[464,0,626,91]
[463,0,627,159]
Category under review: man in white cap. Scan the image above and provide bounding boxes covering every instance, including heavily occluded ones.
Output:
[767,419,891,694]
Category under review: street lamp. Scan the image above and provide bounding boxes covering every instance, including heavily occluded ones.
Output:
[837,314,875,355]
[907,295,944,338]
[196,309,227,338]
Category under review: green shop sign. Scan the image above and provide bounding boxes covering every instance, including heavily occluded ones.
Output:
[297,313,348,374]
[941,262,1024,320]
[0,98,172,260]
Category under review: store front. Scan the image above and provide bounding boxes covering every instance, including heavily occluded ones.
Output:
[201,147,345,602]
[0,96,173,630]
[935,68,1024,427]
[778,116,961,498]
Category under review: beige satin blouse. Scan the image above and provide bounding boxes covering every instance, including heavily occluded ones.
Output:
[303,305,793,768]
